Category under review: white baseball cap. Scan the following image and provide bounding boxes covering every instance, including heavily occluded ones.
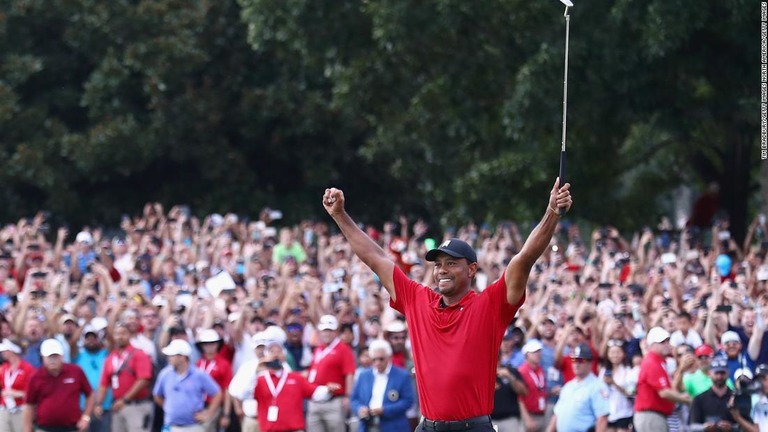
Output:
[646,327,671,345]
[383,321,407,333]
[196,329,222,344]
[522,340,543,354]
[317,315,339,331]
[735,368,754,381]
[40,339,64,357]
[721,331,741,345]
[75,231,94,245]
[0,339,21,354]
[162,340,193,357]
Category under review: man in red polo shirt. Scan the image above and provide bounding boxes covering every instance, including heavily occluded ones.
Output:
[196,329,234,432]
[0,339,36,432]
[254,341,341,432]
[305,314,356,432]
[23,339,93,432]
[634,327,692,432]
[322,178,572,431]
[518,340,548,431]
[93,322,154,432]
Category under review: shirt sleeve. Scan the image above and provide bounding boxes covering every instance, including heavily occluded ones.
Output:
[590,382,610,417]
[24,375,39,405]
[78,367,93,397]
[645,363,671,392]
[389,266,428,314]
[132,351,153,380]
[201,372,221,396]
[99,355,113,387]
[153,368,168,398]
[481,273,524,325]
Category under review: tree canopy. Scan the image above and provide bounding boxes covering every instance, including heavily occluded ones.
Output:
[0,0,759,238]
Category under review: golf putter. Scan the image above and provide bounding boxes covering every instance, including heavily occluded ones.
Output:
[558,0,572,215]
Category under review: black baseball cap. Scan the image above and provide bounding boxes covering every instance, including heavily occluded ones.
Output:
[571,343,594,360]
[425,239,477,263]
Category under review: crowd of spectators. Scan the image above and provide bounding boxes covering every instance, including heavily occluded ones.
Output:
[0,202,767,432]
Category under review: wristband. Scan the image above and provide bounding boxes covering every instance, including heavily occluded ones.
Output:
[81,415,91,422]
[547,205,561,217]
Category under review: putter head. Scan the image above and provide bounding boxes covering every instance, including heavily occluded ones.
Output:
[560,0,574,6]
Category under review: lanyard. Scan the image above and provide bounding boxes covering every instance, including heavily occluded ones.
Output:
[528,368,544,390]
[3,367,19,389]
[260,369,289,402]
[112,350,129,373]
[201,360,216,375]
[313,339,340,366]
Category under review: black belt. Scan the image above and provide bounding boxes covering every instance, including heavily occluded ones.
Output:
[36,426,78,432]
[423,415,492,431]
[123,398,151,405]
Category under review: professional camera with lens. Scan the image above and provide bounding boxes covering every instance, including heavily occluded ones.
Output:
[731,371,761,417]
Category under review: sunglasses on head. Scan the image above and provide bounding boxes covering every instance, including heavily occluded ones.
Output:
[607,339,624,348]
[572,358,589,364]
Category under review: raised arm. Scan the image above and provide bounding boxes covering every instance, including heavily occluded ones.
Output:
[504,179,572,305]
[323,188,396,300]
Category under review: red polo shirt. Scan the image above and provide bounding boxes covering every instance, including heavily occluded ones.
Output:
[635,350,675,415]
[308,338,355,396]
[26,363,92,427]
[518,362,547,415]
[0,360,35,408]
[197,357,233,403]
[390,266,522,420]
[99,345,153,400]
[254,370,318,431]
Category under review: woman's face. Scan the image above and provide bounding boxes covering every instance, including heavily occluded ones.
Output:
[608,345,625,366]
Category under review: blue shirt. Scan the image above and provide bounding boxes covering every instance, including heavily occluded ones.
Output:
[153,365,220,426]
[533,339,562,402]
[75,348,112,410]
[554,373,609,432]
[23,340,42,369]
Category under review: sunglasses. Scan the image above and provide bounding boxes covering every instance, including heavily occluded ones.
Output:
[571,358,589,364]
[698,355,713,360]
[607,340,624,348]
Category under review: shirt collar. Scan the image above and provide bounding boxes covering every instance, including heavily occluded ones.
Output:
[374,364,392,377]
[431,290,477,309]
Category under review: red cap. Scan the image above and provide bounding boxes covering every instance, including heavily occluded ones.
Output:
[694,344,714,357]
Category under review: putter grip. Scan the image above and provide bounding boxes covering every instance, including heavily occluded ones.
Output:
[558,150,566,216]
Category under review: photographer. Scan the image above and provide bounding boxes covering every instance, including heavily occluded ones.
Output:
[689,357,744,431]
[745,364,768,432]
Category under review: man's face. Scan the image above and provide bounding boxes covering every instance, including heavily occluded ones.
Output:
[743,310,756,330]
[432,255,475,298]
[675,317,691,332]
[113,326,130,348]
[83,333,101,351]
[62,321,77,338]
[200,342,219,356]
[43,354,63,374]
[319,329,336,345]
[387,332,406,352]
[571,357,591,378]
[370,348,391,374]
[698,354,712,371]
[141,310,160,331]
[539,321,556,340]
[24,319,42,341]
[526,350,542,366]
[286,324,303,343]
[724,341,742,358]
[711,369,728,388]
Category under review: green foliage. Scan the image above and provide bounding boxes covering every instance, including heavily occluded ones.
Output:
[0,0,758,237]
